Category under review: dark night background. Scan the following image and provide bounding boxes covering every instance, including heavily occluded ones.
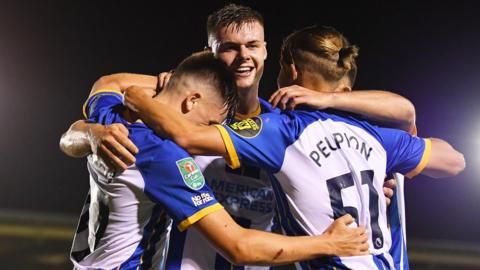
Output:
[0,0,479,266]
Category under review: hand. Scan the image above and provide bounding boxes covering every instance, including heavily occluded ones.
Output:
[88,123,139,172]
[383,177,397,206]
[322,214,369,257]
[124,86,154,112]
[156,71,173,92]
[268,85,334,110]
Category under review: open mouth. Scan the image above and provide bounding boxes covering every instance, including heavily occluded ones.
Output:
[235,66,254,77]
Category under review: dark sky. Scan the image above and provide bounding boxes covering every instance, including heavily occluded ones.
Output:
[1,1,479,243]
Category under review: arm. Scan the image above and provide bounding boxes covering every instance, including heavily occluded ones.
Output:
[59,120,138,170]
[60,73,155,161]
[90,73,158,95]
[124,86,227,156]
[195,210,368,265]
[269,85,416,133]
[421,138,465,178]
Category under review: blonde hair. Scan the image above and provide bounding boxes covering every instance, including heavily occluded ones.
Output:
[280,25,359,86]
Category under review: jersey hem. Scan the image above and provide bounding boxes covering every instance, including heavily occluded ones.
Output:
[177,203,224,232]
[82,88,123,118]
[405,138,431,178]
[214,125,241,169]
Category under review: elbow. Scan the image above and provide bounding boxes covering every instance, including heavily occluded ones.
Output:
[92,73,126,92]
[59,134,82,158]
[449,152,466,176]
[171,132,201,155]
[226,238,256,265]
[172,135,193,152]
[400,100,416,133]
[430,152,466,179]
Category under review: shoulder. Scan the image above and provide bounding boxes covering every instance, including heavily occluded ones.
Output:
[131,124,190,166]
[258,98,281,114]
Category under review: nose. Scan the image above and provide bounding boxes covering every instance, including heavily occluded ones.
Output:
[237,45,250,60]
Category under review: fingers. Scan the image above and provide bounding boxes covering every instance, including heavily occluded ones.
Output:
[337,214,354,225]
[359,242,370,254]
[385,197,391,206]
[383,186,394,199]
[270,88,302,109]
[354,225,367,236]
[103,136,136,166]
[157,71,173,91]
[98,144,129,172]
[110,124,139,154]
[383,178,396,189]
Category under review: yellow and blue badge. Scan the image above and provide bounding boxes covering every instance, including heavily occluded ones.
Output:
[228,116,262,138]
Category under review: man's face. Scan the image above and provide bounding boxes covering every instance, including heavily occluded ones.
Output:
[210,21,267,91]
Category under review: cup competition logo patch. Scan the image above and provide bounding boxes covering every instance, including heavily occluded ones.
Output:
[176,157,205,190]
[228,116,262,138]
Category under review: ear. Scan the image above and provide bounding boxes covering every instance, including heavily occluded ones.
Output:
[183,92,202,113]
[289,63,298,82]
[333,84,352,92]
[264,41,268,60]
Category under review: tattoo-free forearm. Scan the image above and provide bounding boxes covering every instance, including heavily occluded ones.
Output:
[331,90,416,132]
[195,210,335,266]
[91,73,158,95]
[133,98,226,156]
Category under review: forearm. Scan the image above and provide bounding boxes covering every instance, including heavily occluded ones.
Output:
[422,138,465,178]
[91,73,158,95]
[232,228,332,265]
[331,90,416,132]
[196,210,333,266]
[134,98,226,156]
[59,120,99,157]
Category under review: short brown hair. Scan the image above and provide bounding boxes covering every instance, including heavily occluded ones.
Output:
[206,4,264,45]
[280,25,359,86]
[167,51,238,120]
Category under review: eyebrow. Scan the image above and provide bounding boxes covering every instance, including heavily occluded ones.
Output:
[220,40,263,46]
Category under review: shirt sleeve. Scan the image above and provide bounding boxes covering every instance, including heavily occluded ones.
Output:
[82,89,124,123]
[214,113,296,173]
[378,126,432,178]
[137,140,223,232]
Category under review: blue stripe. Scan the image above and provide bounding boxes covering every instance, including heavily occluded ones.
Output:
[116,205,167,270]
[269,175,349,270]
[388,189,409,270]
[372,254,391,270]
[165,227,187,270]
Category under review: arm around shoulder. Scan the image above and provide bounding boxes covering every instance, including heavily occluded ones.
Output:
[193,210,368,266]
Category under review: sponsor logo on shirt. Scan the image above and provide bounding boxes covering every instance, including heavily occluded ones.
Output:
[227,117,262,138]
[191,193,214,207]
[176,157,205,190]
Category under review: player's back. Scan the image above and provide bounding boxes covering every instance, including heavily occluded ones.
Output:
[274,110,393,269]
[71,123,174,270]
[219,108,429,269]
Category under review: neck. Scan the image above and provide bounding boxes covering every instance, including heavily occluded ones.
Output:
[237,86,260,115]
[154,90,183,112]
[296,71,338,93]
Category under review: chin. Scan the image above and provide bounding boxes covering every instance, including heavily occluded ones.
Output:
[235,78,256,90]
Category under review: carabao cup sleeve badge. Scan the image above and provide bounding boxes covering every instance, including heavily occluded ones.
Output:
[176,157,206,190]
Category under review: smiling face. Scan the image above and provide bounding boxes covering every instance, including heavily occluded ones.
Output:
[209,21,267,92]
